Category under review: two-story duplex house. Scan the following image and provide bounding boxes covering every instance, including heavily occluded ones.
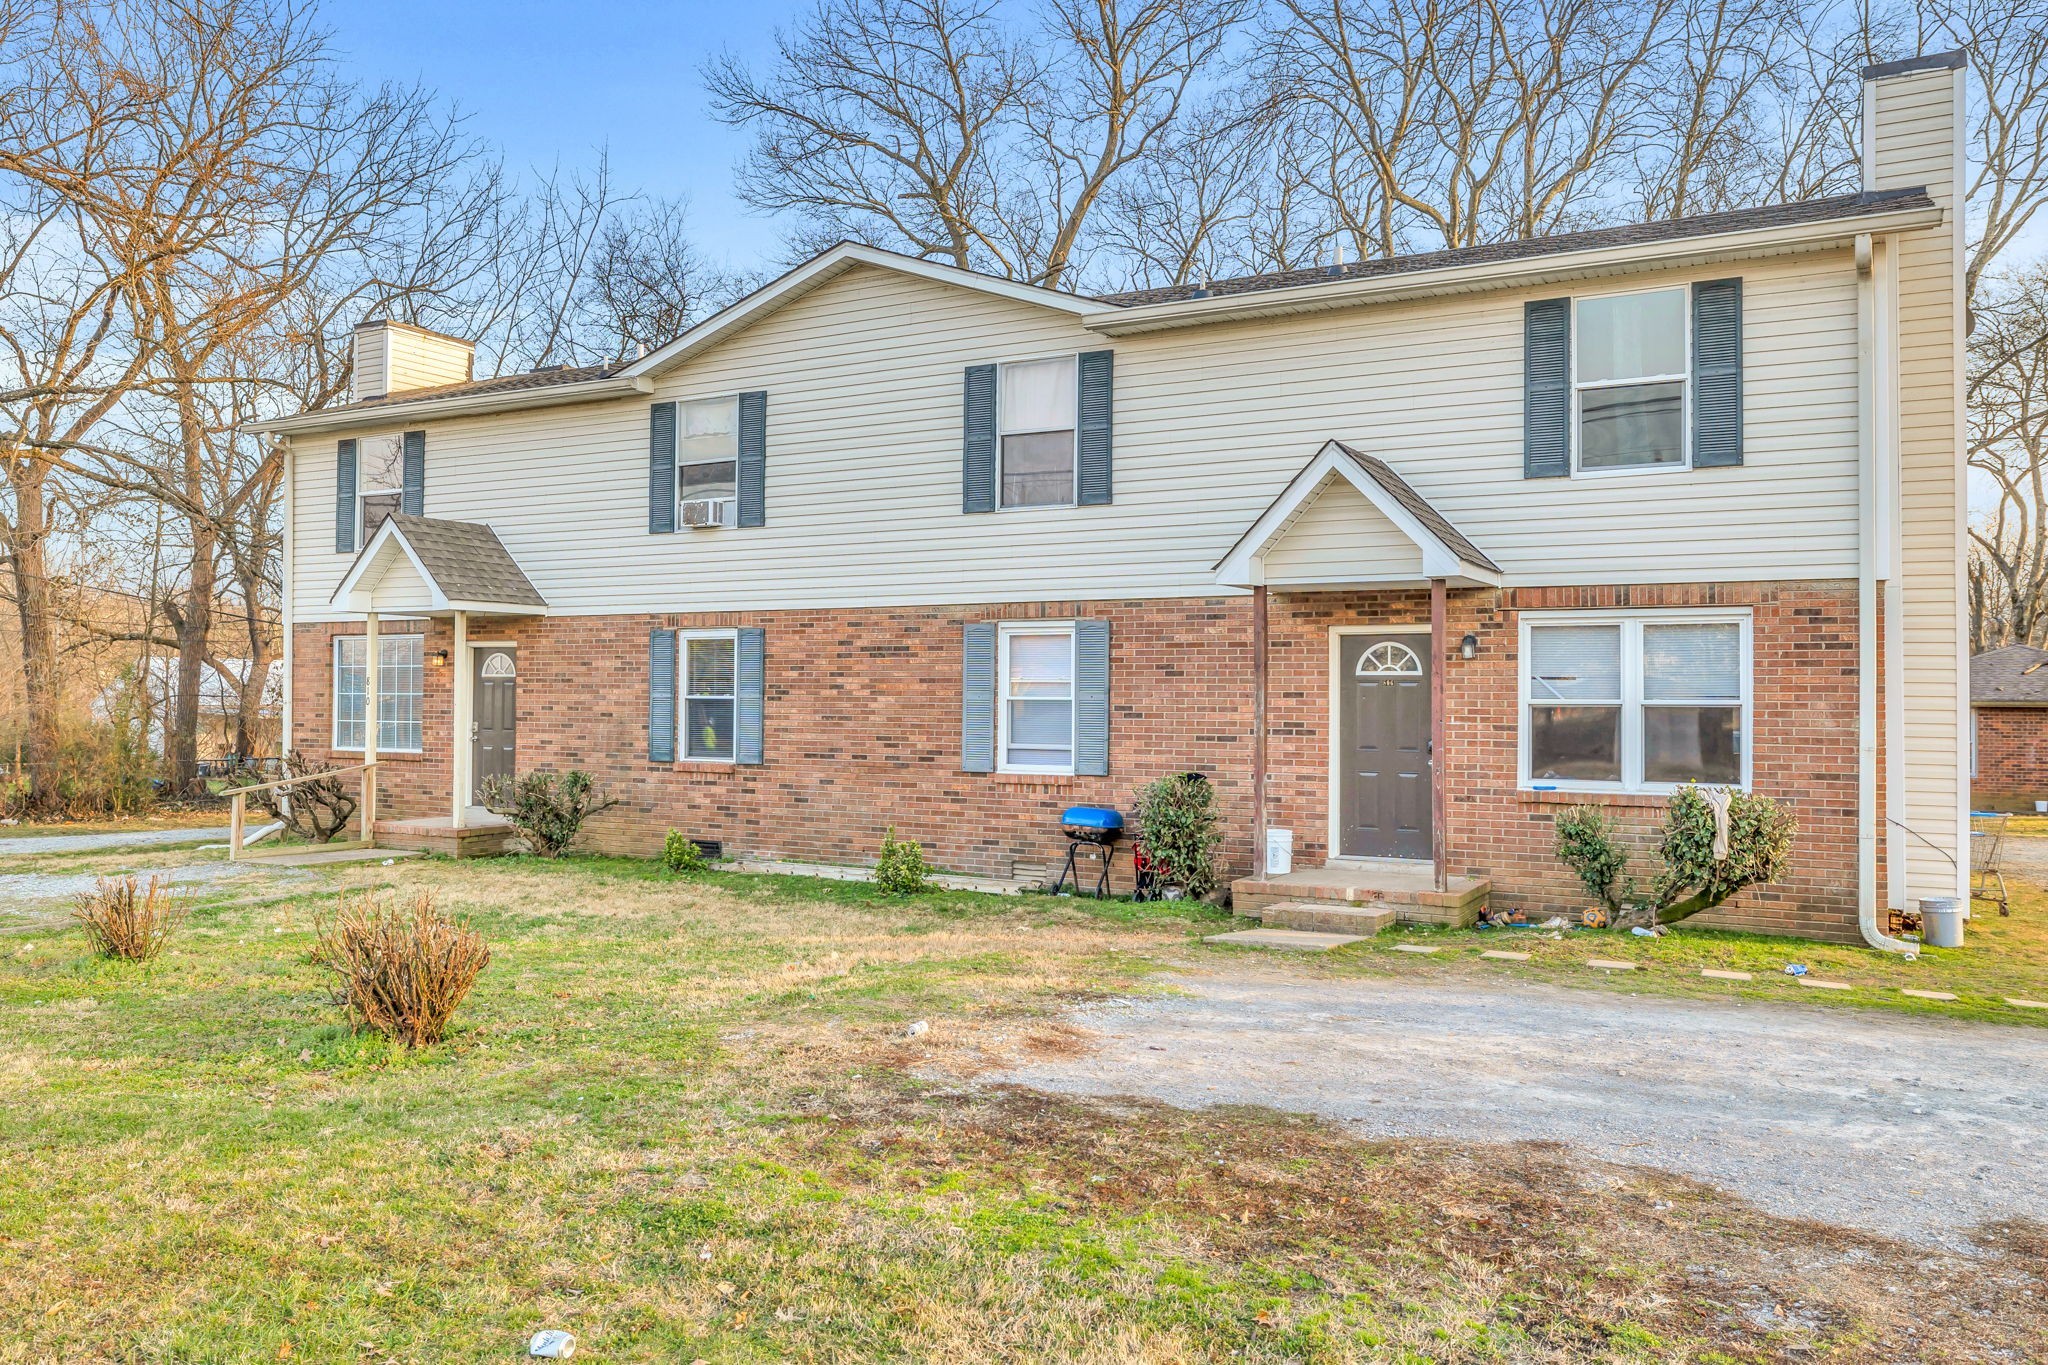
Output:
[264,53,1969,946]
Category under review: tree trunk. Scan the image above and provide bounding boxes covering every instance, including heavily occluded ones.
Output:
[164,374,216,797]
[5,459,63,814]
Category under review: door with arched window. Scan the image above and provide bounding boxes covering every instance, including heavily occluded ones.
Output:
[1337,633,1431,859]
[472,647,517,801]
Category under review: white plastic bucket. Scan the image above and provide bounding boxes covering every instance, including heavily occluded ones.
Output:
[1265,827,1294,877]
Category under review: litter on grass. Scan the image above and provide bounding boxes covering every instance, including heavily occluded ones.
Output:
[1784,963,1809,977]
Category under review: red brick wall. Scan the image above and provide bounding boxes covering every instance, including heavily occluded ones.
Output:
[1972,706,2048,811]
[291,579,1867,939]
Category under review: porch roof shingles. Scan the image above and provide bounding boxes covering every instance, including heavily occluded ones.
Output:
[383,514,546,608]
[1972,644,2048,706]
[1332,442,1500,575]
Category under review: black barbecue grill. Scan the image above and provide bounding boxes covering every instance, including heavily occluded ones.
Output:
[1053,806,1123,897]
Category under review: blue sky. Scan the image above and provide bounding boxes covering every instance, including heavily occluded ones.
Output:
[321,0,809,271]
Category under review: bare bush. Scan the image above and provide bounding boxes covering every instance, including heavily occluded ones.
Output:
[256,749,357,843]
[73,875,186,960]
[311,890,491,1047]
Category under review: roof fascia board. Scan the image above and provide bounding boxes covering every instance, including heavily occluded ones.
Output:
[262,374,652,437]
[1085,205,1944,336]
[618,243,1098,382]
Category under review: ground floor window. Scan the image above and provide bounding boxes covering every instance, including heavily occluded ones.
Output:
[1521,611,1748,792]
[680,630,737,761]
[999,622,1075,773]
[333,633,424,752]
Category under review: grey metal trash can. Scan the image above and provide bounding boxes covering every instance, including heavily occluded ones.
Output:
[1920,896,1966,948]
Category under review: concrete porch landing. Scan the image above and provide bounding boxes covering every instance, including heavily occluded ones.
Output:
[372,814,519,858]
[1232,863,1489,927]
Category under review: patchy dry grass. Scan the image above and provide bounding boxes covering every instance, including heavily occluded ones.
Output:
[2,853,2043,1362]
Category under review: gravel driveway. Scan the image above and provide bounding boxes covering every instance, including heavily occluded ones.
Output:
[0,825,232,857]
[992,971,2048,1249]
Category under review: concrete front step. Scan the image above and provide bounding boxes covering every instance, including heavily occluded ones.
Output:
[1232,867,1489,927]
[372,817,519,858]
[1204,928,1368,952]
[1255,900,1397,936]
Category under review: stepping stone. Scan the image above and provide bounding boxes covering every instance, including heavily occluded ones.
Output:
[1480,950,1531,961]
[1797,978,1853,990]
[1392,944,1441,954]
[1584,958,1637,971]
[1900,989,1958,1001]
[1701,969,1754,981]
[2006,998,2048,1010]
[1204,928,1365,952]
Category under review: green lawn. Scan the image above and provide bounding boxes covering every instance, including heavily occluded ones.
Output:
[3,854,2045,1362]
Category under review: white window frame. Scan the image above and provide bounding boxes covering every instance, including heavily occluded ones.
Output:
[1571,286,1691,478]
[331,632,425,754]
[356,433,406,543]
[1517,609,1751,794]
[673,394,741,528]
[995,353,1079,511]
[677,627,739,764]
[996,620,1077,775]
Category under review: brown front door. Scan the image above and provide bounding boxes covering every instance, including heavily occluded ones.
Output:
[1338,633,1431,860]
[471,647,517,801]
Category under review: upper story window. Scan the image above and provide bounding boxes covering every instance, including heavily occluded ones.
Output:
[999,356,1077,508]
[1521,612,1748,793]
[1574,288,1688,473]
[358,434,406,541]
[333,633,424,753]
[999,622,1075,773]
[677,397,739,527]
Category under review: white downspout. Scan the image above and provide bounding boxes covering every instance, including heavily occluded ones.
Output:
[1857,231,1914,953]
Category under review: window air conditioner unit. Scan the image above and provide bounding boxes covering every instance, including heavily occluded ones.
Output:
[680,497,737,529]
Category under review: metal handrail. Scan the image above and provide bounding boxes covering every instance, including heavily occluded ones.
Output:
[227,761,379,861]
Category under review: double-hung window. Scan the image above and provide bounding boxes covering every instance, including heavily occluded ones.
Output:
[1574,288,1688,472]
[333,633,424,752]
[999,356,1077,508]
[357,434,406,541]
[680,630,737,761]
[676,397,739,526]
[1522,613,1748,792]
[998,623,1075,773]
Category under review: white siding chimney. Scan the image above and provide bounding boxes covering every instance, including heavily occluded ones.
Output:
[351,319,476,402]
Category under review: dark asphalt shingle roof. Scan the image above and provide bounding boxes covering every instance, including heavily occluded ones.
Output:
[1095,189,1936,306]
[322,363,623,416]
[1973,644,2048,705]
[385,514,547,608]
[1330,442,1500,573]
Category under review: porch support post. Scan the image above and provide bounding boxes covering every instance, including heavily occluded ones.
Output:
[1429,579,1447,893]
[451,610,470,828]
[362,611,379,838]
[1251,584,1269,875]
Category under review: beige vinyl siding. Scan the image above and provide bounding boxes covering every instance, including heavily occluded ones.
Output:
[349,326,387,403]
[292,252,1868,622]
[386,328,473,394]
[1259,480,1426,583]
[1870,67,1967,901]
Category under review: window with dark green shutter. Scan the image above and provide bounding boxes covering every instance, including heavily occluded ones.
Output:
[334,438,358,553]
[401,430,425,515]
[649,402,677,534]
[649,628,677,762]
[1523,300,1570,479]
[963,366,997,513]
[961,622,997,771]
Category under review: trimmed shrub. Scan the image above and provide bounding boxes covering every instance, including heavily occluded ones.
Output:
[73,875,185,961]
[873,826,932,895]
[1135,771,1222,898]
[481,769,619,858]
[312,890,491,1046]
[257,750,358,843]
[1652,786,1797,925]
[1554,804,1632,921]
[663,829,712,874]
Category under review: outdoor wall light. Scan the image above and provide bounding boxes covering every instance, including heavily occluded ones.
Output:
[426,648,452,668]
[1459,633,1479,660]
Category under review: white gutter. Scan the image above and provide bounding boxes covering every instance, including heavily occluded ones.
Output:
[1083,205,1944,336]
[258,373,654,438]
[1857,231,1915,954]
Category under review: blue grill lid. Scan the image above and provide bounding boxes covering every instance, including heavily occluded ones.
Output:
[1061,805,1123,830]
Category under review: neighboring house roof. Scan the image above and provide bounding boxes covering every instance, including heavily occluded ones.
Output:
[1972,645,2048,706]
[1213,439,1501,589]
[1097,189,1934,306]
[331,514,548,615]
[262,187,1941,435]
